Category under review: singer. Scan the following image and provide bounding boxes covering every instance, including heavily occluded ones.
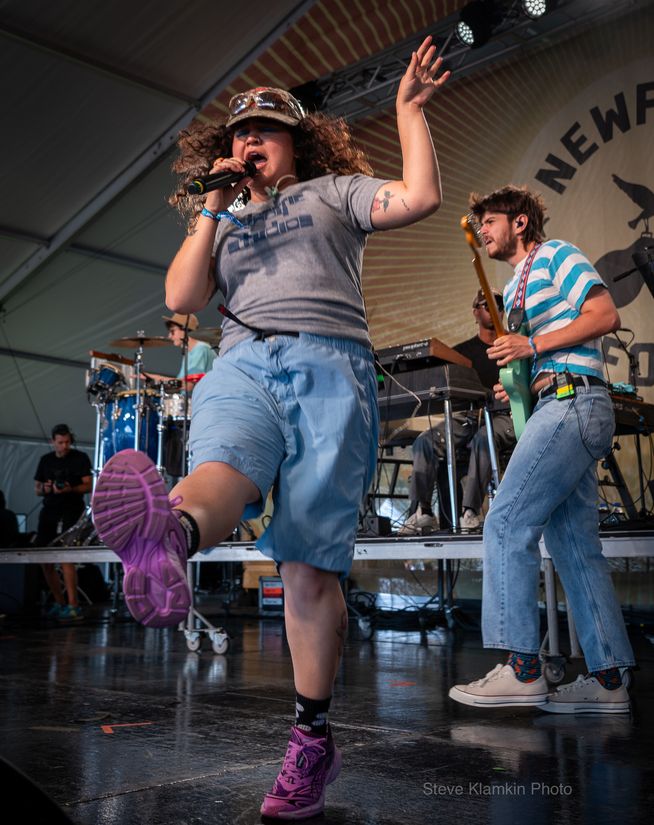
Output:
[92,37,449,821]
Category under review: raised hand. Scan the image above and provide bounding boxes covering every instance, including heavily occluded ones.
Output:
[397,35,450,109]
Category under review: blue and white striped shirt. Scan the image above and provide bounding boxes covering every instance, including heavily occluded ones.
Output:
[503,240,606,382]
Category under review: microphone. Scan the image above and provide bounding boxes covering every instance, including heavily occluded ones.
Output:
[187,160,257,195]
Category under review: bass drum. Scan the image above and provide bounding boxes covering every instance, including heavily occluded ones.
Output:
[103,390,159,463]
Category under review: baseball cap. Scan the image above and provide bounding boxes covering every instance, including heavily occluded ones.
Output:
[162,312,199,331]
[226,87,306,129]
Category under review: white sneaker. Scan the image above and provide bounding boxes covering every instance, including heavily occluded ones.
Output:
[449,664,549,707]
[542,674,630,714]
[398,506,438,536]
[461,509,482,530]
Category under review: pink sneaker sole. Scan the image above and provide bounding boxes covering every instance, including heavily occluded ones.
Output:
[92,449,190,628]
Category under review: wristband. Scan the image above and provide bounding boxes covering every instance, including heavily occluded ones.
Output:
[528,336,538,358]
[200,207,244,228]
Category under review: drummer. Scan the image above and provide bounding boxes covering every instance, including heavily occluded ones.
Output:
[145,312,216,384]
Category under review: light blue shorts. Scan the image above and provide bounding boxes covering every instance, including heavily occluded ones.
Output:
[188,333,379,575]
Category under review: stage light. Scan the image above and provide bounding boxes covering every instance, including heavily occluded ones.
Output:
[455,1,497,49]
[522,0,548,19]
[455,20,476,47]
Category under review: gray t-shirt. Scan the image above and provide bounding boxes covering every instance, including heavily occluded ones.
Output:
[212,173,386,353]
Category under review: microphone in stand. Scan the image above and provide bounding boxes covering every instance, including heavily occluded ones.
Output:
[187,160,257,195]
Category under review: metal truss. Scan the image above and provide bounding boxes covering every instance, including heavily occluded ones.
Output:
[311,0,646,121]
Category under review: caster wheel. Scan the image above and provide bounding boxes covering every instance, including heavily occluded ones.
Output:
[543,662,565,684]
[185,632,202,652]
[357,618,373,640]
[210,633,230,655]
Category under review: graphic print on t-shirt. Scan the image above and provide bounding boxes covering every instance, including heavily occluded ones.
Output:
[226,193,314,253]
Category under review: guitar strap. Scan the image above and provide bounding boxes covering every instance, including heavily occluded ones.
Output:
[507,243,541,333]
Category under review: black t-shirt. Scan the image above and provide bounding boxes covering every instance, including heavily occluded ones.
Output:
[453,335,499,392]
[34,449,92,513]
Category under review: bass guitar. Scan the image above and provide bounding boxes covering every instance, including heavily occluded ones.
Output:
[460,214,532,439]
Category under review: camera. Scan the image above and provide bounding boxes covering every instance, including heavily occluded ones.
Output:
[54,480,67,490]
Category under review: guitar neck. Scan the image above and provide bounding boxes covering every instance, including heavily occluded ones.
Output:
[460,215,506,337]
[470,252,505,337]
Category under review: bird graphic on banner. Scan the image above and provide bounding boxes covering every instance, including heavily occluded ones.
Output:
[612,174,654,230]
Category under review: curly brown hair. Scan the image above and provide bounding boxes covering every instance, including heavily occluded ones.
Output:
[469,185,547,245]
[169,113,373,231]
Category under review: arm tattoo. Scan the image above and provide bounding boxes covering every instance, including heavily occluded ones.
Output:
[372,190,395,212]
[401,198,411,212]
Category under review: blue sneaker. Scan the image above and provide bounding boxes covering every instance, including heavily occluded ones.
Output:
[57,605,84,622]
[46,603,65,619]
[92,449,191,628]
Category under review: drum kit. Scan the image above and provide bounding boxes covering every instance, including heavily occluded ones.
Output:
[86,327,220,483]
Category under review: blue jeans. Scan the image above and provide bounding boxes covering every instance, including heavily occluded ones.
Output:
[482,384,635,671]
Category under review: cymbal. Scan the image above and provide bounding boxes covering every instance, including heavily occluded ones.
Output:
[189,326,222,344]
[89,349,135,365]
[110,335,171,348]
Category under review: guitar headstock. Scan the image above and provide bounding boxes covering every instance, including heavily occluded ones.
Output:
[460,213,483,248]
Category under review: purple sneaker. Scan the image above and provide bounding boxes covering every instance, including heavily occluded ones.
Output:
[260,726,342,820]
[92,449,191,628]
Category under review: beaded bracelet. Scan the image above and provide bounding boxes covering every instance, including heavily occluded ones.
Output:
[200,207,244,228]
[528,336,538,359]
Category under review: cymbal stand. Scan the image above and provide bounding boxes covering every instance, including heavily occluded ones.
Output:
[182,322,190,477]
[91,396,106,490]
[132,332,146,452]
[156,381,166,477]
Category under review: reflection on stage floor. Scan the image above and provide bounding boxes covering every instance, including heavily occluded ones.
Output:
[0,609,652,824]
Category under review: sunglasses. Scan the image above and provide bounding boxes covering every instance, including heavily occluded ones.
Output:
[228,88,305,121]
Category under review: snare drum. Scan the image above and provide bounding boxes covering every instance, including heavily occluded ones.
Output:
[102,390,159,463]
[87,363,125,397]
[163,392,191,420]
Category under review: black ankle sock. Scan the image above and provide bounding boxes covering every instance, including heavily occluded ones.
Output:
[507,650,542,683]
[591,667,623,690]
[419,502,433,516]
[175,509,200,554]
[295,693,331,737]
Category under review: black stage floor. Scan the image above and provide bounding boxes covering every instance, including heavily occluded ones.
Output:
[1,608,652,825]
